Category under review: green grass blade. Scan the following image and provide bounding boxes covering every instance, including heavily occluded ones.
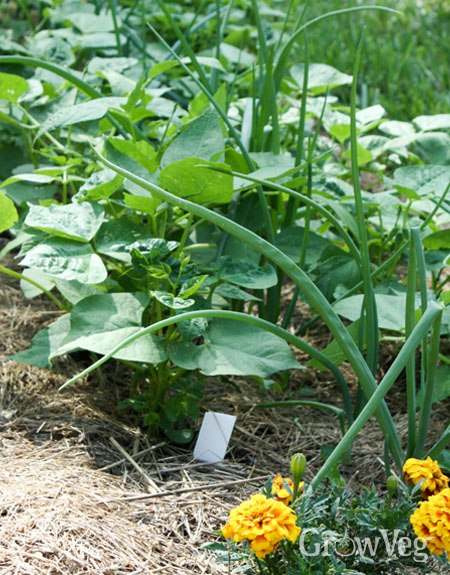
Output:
[414,310,443,457]
[350,32,379,377]
[311,302,442,488]
[405,228,418,457]
[274,5,402,90]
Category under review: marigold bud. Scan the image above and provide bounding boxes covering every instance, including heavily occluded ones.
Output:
[291,453,306,501]
[387,475,398,495]
[291,453,306,482]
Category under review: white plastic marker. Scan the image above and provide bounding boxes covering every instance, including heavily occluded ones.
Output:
[193,412,237,463]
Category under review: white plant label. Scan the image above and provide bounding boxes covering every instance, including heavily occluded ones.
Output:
[193,412,236,463]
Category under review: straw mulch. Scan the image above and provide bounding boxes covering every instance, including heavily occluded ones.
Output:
[1,251,449,574]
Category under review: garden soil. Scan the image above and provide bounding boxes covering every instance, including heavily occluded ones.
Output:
[1,250,448,574]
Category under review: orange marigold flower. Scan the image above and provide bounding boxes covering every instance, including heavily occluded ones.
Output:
[222,492,301,559]
[403,457,449,499]
[410,487,450,555]
[271,474,304,505]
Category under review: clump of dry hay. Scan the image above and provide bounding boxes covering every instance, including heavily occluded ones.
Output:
[0,434,225,575]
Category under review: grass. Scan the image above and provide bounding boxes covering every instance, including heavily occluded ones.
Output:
[302,0,450,119]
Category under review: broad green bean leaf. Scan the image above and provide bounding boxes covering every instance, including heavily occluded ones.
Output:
[358,135,390,160]
[2,182,58,205]
[151,291,195,310]
[417,365,450,406]
[0,173,57,188]
[25,201,104,242]
[178,275,208,299]
[379,121,415,137]
[54,292,166,364]
[312,254,360,301]
[94,219,151,262]
[274,226,341,266]
[128,238,178,259]
[308,320,366,371]
[220,43,255,66]
[21,238,107,284]
[355,105,386,126]
[329,124,352,144]
[0,72,29,103]
[73,32,124,49]
[159,158,233,205]
[413,132,450,165]
[37,97,126,138]
[0,192,18,233]
[78,169,123,200]
[9,314,71,369]
[18,79,44,104]
[334,293,410,332]
[105,139,158,182]
[343,143,373,167]
[422,230,450,250]
[413,114,450,132]
[168,318,302,377]
[424,251,449,271]
[219,256,277,289]
[290,63,352,94]
[393,165,450,197]
[54,278,103,305]
[177,317,208,341]
[109,138,157,173]
[161,108,224,167]
[124,191,160,215]
[70,12,115,33]
[26,34,75,66]
[87,56,138,74]
[20,268,55,299]
[215,283,261,301]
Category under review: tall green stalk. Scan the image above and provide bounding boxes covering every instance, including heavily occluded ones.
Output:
[350,32,379,379]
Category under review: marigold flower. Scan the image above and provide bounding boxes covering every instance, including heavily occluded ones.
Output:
[222,492,301,559]
[270,474,304,505]
[403,456,449,499]
[410,487,450,555]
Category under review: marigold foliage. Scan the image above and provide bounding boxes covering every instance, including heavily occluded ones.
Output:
[403,457,449,499]
[410,488,450,556]
[222,492,301,559]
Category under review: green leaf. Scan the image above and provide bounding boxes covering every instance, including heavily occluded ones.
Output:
[94,219,152,262]
[168,318,302,377]
[0,72,29,103]
[0,192,18,233]
[334,293,409,332]
[21,238,108,284]
[151,290,195,310]
[161,108,224,167]
[413,132,450,165]
[413,114,450,132]
[422,230,450,250]
[379,121,415,138]
[344,143,373,166]
[417,365,450,406]
[54,293,167,364]
[274,226,341,266]
[393,165,450,197]
[219,256,277,289]
[215,283,262,301]
[78,169,123,201]
[20,268,55,299]
[54,278,103,305]
[308,320,365,371]
[108,138,158,173]
[290,63,352,95]
[25,201,104,242]
[159,158,233,205]
[37,97,126,137]
[9,314,71,368]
